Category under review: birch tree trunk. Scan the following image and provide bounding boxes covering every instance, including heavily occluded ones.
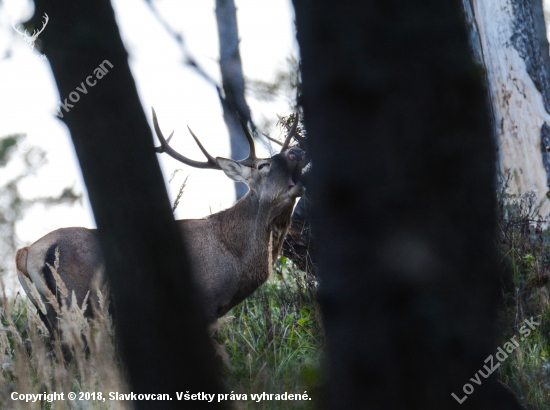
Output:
[464,0,550,214]
[216,0,253,199]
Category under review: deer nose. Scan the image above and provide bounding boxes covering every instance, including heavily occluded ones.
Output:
[287,147,305,163]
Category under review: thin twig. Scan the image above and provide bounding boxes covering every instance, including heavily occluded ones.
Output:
[172,175,189,213]
[143,0,219,88]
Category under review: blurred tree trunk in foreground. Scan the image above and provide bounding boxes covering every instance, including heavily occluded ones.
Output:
[33,0,224,407]
[216,0,253,199]
[293,0,523,408]
[463,0,550,215]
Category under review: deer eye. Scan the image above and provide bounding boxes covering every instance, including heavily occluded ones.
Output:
[258,163,270,170]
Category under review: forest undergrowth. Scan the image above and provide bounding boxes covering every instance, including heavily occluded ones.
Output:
[6,171,550,409]
[496,180,550,409]
[0,253,323,410]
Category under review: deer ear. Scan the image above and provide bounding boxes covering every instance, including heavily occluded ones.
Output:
[216,157,253,183]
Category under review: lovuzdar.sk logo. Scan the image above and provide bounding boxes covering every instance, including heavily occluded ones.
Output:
[12,13,49,60]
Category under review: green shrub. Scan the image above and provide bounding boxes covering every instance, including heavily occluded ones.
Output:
[216,256,323,409]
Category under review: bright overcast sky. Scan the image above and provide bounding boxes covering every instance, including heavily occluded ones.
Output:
[0,0,297,291]
[0,0,297,249]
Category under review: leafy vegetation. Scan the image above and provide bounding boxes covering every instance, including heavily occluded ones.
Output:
[216,256,323,409]
[496,179,550,408]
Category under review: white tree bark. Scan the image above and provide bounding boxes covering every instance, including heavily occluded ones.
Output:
[465,0,550,215]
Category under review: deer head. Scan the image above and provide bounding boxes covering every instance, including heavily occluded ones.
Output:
[152,108,307,206]
[12,13,49,50]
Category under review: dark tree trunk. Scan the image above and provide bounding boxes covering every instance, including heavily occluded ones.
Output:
[32,0,224,407]
[282,196,317,275]
[216,0,253,199]
[293,0,523,408]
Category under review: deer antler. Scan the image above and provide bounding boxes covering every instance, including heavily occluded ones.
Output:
[12,13,48,49]
[276,113,310,166]
[276,113,308,152]
[11,20,30,40]
[280,113,300,152]
[264,133,283,147]
[152,108,221,170]
[153,108,259,169]
[29,13,49,41]
[237,117,258,167]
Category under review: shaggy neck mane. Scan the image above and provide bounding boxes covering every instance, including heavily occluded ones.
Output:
[208,191,294,292]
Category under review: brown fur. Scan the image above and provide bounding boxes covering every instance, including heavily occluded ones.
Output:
[16,147,306,325]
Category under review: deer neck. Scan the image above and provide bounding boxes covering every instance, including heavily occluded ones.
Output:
[210,192,294,279]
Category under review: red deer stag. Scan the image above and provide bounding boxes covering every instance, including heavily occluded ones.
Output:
[15,109,306,330]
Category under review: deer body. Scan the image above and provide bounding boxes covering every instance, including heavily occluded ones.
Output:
[16,110,306,327]
[177,190,294,319]
[16,227,104,329]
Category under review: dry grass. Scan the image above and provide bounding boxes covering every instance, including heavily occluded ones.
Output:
[0,252,129,410]
[0,247,322,410]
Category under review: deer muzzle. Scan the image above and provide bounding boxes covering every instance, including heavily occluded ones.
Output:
[287,147,306,163]
[286,147,306,196]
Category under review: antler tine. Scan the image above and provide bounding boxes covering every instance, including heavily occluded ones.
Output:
[186,126,219,164]
[293,127,308,151]
[263,133,283,147]
[237,117,257,166]
[152,107,221,170]
[280,112,300,152]
[33,13,49,38]
[11,21,28,37]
